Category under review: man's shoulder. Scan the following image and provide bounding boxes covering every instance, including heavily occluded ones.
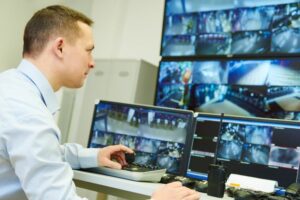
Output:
[0,69,48,121]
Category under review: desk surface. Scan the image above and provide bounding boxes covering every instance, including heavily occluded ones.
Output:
[73,170,233,200]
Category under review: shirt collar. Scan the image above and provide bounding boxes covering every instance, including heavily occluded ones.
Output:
[17,59,60,115]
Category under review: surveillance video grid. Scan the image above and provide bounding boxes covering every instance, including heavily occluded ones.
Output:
[188,115,300,187]
[162,0,300,56]
[89,102,190,174]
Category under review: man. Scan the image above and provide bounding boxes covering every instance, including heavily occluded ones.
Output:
[0,5,200,200]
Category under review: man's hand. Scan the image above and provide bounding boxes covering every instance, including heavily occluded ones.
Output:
[97,145,134,169]
[151,182,200,200]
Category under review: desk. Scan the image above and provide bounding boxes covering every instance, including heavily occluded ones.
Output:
[73,170,233,200]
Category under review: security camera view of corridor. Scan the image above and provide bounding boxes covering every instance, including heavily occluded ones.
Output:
[156,58,300,120]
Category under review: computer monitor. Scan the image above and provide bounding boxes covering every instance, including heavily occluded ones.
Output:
[187,112,300,187]
[87,100,195,175]
[155,57,300,120]
[161,0,300,57]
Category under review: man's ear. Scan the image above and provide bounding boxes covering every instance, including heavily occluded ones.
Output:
[53,37,64,58]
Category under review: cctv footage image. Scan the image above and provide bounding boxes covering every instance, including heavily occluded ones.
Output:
[232,6,274,32]
[162,35,196,56]
[269,146,300,169]
[196,33,231,55]
[155,61,193,109]
[164,13,197,35]
[231,31,271,54]
[190,84,267,117]
[271,3,300,53]
[267,86,300,113]
[198,10,232,33]
[88,101,194,174]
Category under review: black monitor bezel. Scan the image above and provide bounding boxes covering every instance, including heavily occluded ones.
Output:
[87,100,196,176]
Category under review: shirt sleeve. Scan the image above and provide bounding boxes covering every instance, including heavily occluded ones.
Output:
[60,143,99,169]
[4,113,89,200]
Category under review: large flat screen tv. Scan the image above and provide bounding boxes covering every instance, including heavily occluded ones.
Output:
[161,0,300,57]
[155,58,300,120]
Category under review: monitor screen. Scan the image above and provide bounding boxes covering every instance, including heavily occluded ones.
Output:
[155,58,300,120]
[161,0,300,57]
[187,113,300,187]
[87,100,195,175]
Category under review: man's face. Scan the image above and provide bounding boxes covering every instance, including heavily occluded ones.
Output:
[62,21,95,88]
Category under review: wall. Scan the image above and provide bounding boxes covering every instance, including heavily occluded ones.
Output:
[0,1,32,71]
[91,0,164,66]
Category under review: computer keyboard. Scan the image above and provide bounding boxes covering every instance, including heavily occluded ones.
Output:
[84,163,166,182]
[122,163,161,172]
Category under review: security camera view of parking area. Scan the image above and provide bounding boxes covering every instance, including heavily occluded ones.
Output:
[188,115,300,187]
[156,59,300,119]
[88,102,193,174]
[162,0,300,56]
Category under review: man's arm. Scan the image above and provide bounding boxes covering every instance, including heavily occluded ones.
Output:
[60,143,133,169]
[5,114,85,200]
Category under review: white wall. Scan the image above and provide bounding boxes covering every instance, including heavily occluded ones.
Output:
[92,0,164,65]
[0,1,31,71]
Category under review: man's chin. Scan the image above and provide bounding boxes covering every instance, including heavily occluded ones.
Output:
[66,81,85,89]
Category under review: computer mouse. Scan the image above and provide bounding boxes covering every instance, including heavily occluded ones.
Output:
[194,180,208,193]
[174,176,195,189]
[160,173,176,183]
[125,153,135,164]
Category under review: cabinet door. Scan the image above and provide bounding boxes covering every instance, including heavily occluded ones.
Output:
[106,60,139,103]
[68,60,112,146]
[86,60,112,100]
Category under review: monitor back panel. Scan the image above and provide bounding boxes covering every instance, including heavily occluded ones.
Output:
[87,100,195,176]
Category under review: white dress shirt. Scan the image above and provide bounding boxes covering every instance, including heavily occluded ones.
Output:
[0,59,99,200]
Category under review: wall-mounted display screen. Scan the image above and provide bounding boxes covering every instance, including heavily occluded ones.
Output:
[161,0,300,57]
[155,58,300,120]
